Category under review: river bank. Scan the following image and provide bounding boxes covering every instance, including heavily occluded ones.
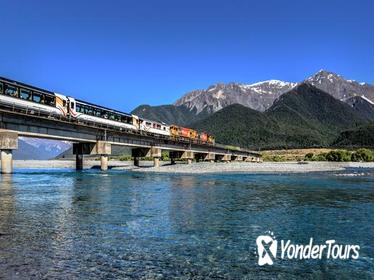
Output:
[12,160,374,174]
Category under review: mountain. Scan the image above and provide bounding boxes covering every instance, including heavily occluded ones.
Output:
[190,104,282,149]
[132,80,297,125]
[192,84,369,149]
[266,83,368,141]
[333,124,374,147]
[133,70,374,127]
[13,138,71,160]
[345,96,374,121]
[174,80,297,114]
[306,70,374,102]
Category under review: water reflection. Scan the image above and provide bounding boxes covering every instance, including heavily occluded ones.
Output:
[0,169,373,278]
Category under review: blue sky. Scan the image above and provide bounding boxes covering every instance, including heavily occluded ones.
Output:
[0,0,373,112]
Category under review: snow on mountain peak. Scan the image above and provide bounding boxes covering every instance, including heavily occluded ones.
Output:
[360,95,374,105]
[247,80,295,88]
[212,90,226,99]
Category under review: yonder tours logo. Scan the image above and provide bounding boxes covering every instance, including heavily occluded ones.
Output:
[256,232,360,266]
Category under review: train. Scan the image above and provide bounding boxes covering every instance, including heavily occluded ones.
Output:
[0,77,215,145]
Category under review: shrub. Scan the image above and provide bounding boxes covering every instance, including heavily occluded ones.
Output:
[161,151,170,161]
[325,150,351,162]
[304,153,314,160]
[314,153,327,161]
[272,155,286,162]
[351,149,374,162]
[118,155,132,161]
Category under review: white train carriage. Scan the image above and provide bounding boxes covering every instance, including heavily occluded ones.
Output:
[71,99,139,131]
[139,118,170,136]
[0,77,68,117]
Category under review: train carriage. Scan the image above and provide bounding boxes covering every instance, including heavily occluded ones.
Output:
[139,119,170,136]
[72,99,138,131]
[0,77,67,117]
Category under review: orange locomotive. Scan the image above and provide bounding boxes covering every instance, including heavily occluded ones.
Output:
[170,125,215,144]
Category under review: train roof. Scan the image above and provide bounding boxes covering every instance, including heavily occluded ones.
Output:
[0,76,55,95]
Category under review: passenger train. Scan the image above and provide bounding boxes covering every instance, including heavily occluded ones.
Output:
[0,77,215,145]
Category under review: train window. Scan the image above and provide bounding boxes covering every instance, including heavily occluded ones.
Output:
[32,92,43,103]
[86,107,93,115]
[92,109,98,116]
[20,88,31,100]
[76,104,82,112]
[5,84,18,97]
[121,116,131,124]
[0,82,3,94]
[44,95,55,106]
[109,114,116,121]
[146,122,151,126]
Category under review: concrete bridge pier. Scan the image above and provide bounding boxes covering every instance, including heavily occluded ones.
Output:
[153,157,160,168]
[0,131,18,174]
[96,141,111,171]
[1,150,14,174]
[76,154,83,170]
[232,155,243,161]
[132,148,149,167]
[169,151,182,165]
[73,143,85,170]
[169,150,194,165]
[216,154,231,163]
[151,147,161,168]
[204,153,215,162]
[182,151,194,164]
[132,147,161,168]
[195,152,215,162]
[244,156,262,162]
[100,155,109,171]
[73,141,111,171]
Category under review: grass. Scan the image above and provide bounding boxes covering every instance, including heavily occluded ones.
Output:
[261,148,374,162]
[261,148,333,162]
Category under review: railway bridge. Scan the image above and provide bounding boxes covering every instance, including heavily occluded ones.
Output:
[0,107,261,174]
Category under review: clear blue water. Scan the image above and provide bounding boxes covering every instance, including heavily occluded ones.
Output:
[0,168,373,279]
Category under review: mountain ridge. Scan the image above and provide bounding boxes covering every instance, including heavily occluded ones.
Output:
[132,70,374,126]
[191,84,370,149]
[174,80,297,113]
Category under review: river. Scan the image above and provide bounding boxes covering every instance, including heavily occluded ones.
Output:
[0,168,373,279]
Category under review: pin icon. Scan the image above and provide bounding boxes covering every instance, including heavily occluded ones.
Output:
[256,235,277,266]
